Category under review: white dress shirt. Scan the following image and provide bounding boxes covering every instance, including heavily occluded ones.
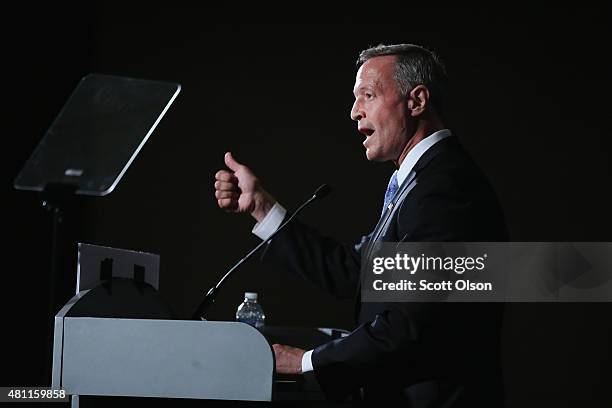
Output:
[252,129,452,373]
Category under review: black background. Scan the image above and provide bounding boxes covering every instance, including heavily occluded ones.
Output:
[3,5,612,407]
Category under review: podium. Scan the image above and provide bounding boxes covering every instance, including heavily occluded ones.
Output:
[52,296,274,404]
[51,280,341,406]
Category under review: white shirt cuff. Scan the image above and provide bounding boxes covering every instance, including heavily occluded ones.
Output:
[252,202,287,240]
[301,349,314,373]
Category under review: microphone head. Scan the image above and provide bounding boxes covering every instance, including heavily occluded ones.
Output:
[313,184,332,200]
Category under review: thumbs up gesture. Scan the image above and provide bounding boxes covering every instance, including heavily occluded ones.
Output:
[215,152,276,222]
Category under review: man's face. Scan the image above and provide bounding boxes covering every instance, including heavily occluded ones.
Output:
[351,56,412,162]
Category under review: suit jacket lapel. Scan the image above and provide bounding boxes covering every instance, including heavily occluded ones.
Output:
[355,136,458,317]
[365,170,418,257]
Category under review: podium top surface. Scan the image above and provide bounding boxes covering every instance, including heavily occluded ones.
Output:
[14,73,181,196]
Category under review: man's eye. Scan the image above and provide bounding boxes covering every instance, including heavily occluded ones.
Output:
[365,93,373,99]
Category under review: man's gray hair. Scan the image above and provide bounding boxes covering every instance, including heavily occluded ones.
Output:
[358,44,448,120]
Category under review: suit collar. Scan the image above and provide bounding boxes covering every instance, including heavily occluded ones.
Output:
[397,129,452,187]
[412,132,458,175]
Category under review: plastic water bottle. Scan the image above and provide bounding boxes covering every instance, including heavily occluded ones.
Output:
[235,292,265,328]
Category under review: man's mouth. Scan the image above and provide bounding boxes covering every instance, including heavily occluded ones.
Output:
[359,127,375,137]
[361,129,375,148]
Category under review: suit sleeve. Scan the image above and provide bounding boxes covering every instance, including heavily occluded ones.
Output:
[311,301,456,399]
[264,217,368,300]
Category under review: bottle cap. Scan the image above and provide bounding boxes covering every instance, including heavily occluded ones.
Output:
[244,292,258,300]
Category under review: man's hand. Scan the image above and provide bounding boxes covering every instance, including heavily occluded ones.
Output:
[214,152,276,222]
[272,344,305,375]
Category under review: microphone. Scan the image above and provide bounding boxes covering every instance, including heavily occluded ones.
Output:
[191,184,331,320]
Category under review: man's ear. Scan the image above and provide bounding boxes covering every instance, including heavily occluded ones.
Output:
[406,85,430,117]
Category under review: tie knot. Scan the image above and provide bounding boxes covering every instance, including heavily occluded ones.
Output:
[382,172,399,215]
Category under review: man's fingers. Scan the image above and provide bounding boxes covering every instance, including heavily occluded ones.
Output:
[272,344,303,374]
[215,180,238,191]
[272,344,285,357]
[272,344,294,355]
[215,190,239,200]
[217,198,238,210]
[215,170,237,183]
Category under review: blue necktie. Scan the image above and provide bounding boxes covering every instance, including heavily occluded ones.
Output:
[382,171,399,216]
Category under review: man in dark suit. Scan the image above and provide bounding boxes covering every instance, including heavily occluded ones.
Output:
[214,44,507,405]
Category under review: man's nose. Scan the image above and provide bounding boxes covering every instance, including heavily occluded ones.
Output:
[350,100,364,121]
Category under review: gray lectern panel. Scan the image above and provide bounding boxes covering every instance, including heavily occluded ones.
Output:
[60,318,273,401]
[52,290,92,389]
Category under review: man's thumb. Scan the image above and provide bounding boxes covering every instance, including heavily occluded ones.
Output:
[224,151,241,171]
